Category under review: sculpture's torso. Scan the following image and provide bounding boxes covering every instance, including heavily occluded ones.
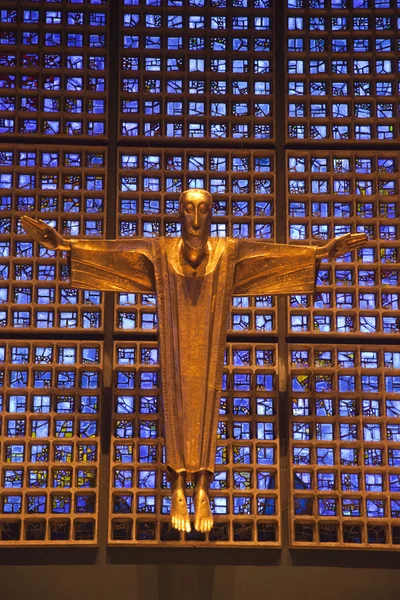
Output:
[153,237,238,473]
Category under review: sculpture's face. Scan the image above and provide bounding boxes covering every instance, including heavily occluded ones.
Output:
[179,189,212,252]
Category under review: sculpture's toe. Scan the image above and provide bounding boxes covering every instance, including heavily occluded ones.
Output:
[200,518,212,533]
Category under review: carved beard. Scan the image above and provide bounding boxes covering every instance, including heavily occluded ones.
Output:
[185,230,207,251]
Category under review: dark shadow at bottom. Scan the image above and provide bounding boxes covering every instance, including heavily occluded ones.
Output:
[108,547,282,566]
[290,548,400,569]
[0,547,98,566]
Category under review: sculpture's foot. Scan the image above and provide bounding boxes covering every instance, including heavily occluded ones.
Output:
[194,471,214,533]
[170,472,191,533]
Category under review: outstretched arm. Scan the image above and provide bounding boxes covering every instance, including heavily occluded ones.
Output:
[21,216,156,293]
[21,216,71,251]
[233,233,368,296]
[234,240,318,295]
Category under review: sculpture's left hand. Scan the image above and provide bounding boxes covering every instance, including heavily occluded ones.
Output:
[20,216,71,251]
[316,232,368,260]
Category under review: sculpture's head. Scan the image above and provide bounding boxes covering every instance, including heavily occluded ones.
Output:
[179,189,212,254]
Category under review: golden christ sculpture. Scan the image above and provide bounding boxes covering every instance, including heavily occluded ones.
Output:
[22,189,367,534]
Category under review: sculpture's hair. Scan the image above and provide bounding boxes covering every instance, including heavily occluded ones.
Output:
[179,189,212,215]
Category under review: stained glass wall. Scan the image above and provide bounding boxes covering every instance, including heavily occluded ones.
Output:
[0,145,107,333]
[289,345,400,548]
[2,0,400,551]
[285,0,400,550]
[119,1,273,142]
[0,340,102,544]
[0,0,108,547]
[286,0,400,143]
[287,151,400,336]
[0,0,108,138]
[109,342,280,546]
[110,0,280,547]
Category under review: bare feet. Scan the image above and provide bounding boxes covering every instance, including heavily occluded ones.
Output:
[194,471,214,533]
[170,471,191,533]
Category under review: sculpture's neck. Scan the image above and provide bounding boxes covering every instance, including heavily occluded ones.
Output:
[181,240,208,269]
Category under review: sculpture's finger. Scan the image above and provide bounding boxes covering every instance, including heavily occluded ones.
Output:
[348,239,367,248]
[349,235,368,245]
[20,216,47,240]
[345,237,366,247]
[22,216,47,232]
[350,233,367,241]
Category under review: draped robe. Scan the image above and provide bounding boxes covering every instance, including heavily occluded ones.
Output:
[70,237,318,473]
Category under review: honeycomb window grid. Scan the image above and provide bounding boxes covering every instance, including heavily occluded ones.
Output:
[287,150,400,336]
[0,340,102,545]
[109,341,280,547]
[115,147,276,336]
[0,0,109,139]
[0,144,107,333]
[119,2,274,143]
[286,0,400,143]
[289,343,400,549]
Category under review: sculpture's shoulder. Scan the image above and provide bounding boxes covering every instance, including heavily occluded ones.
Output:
[155,236,178,260]
[160,236,180,251]
[206,237,238,272]
[209,236,237,255]
[236,238,280,262]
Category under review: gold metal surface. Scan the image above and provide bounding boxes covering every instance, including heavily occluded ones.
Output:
[21,188,366,533]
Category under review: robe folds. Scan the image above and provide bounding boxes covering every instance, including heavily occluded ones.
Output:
[70,237,318,473]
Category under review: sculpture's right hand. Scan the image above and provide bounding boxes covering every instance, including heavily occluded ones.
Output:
[20,216,71,251]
